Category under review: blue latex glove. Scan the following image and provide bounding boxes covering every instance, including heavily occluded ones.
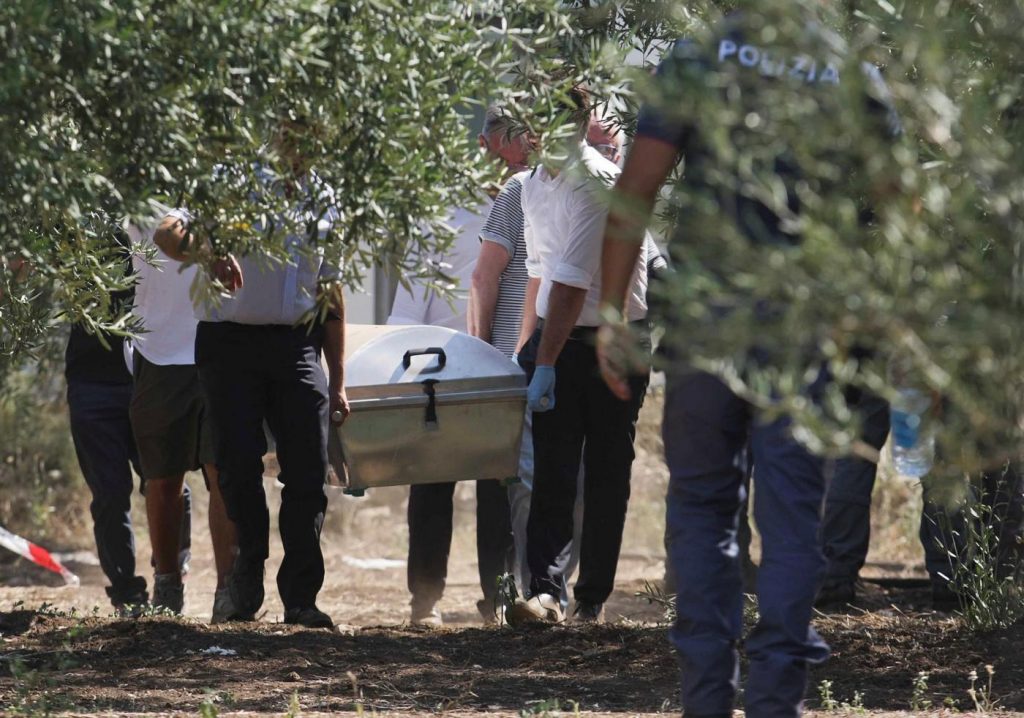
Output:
[890,408,920,448]
[527,365,557,413]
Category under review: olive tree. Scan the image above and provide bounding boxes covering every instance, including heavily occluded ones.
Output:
[544,1,1022,479]
[1,0,1021,479]
[0,0,561,375]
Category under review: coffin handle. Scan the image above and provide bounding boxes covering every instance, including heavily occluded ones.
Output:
[403,347,447,372]
[422,379,440,429]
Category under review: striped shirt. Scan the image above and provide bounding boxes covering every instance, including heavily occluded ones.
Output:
[481,172,668,358]
[480,172,531,358]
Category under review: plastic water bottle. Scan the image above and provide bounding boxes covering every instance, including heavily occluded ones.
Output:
[890,388,935,478]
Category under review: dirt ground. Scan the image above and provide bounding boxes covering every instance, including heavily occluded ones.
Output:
[2,394,1023,716]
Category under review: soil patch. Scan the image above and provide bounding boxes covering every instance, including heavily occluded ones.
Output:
[2,587,1022,715]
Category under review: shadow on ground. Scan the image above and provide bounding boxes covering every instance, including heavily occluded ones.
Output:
[1,587,1022,715]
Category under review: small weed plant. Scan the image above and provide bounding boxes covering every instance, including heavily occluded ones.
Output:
[818,679,838,711]
[495,572,520,626]
[519,698,580,718]
[817,679,865,713]
[968,665,1001,713]
[9,657,70,717]
[7,617,84,716]
[198,698,218,718]
[636,580,675,622]
[636,581,759,633]
[285,691,302,717]
[911,671,932,711]
[931,471,1024,631]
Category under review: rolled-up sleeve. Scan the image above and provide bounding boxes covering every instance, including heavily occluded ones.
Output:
[551,184,607,290]
[644,235,669,276]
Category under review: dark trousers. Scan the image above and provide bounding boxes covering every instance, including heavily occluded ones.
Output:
[665,442,757,592]
[67,380,193,604]
[407,479,514,606]
[920,464,1024,586]
[519,325,649,605]
[664,371,828,718]
[821,394,1024,588]
[196,321,329,611]
[820,392,893,587]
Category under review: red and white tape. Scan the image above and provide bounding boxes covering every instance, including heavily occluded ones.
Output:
[0,525,79,586]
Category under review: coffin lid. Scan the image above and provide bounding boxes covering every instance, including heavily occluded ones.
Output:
[345,324,524,390]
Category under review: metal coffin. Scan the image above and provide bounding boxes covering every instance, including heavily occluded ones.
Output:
[332,324,526,492]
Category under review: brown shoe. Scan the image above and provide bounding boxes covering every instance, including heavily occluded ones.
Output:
[477,598,505,625]
[506,594,564,626]
[411,601,443,627]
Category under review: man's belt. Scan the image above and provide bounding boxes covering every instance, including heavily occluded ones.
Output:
[536,319,646,342]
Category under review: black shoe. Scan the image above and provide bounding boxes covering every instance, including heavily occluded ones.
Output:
[571,600,605,624]
[931,582,960,611]
[227,560,265,618]
[108,577,148,606]
[815,582,856,608]
[284,606,334,629]
[109,576,149,618]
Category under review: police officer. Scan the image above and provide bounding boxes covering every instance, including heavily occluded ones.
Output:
[597,9,900,718]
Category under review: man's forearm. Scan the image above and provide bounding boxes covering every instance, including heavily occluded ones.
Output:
[470,241,512,343]
[600,205,651,313]
[600,135,677,312]
[469,282,500,343]
[322,286,346,389]
[517,277,541,352]
[537,281,587,366]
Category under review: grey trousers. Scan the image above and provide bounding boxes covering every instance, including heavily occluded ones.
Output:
[508,409,582,609]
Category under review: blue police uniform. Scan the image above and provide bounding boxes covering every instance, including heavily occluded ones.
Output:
[637,16,899,718]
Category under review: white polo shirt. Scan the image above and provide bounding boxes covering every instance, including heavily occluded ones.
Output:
[387,201,492,331]
[166,168,341,327]
[128,222,199,366]
[521,143,648,327]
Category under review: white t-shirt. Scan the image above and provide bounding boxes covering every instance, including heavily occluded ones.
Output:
[128,224,199,366]
[168,169,342,327]
[521,144,648,327]
[387,202,492,331]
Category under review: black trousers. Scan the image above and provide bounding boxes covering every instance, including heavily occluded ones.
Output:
[407,479,514,606]
[519,325,650,604]
[68,380,144,604]
[195,321,329,610]
[922,463,1024,586]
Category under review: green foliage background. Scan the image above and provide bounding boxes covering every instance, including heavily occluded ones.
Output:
[568,1,1023,477]
[0,0,1020,489]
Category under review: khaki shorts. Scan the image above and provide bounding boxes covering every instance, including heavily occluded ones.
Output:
[129,352,215,481]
